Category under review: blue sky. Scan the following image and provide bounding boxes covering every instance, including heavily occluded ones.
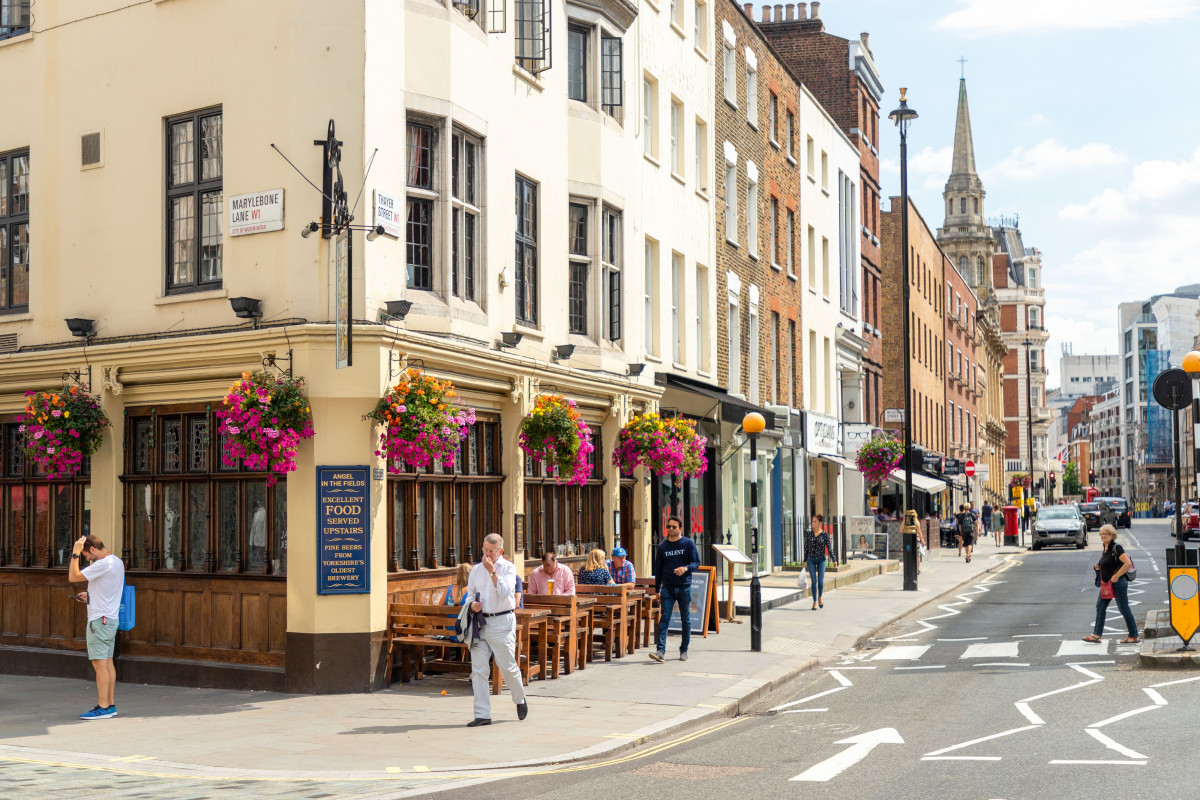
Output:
[803,0,1200,387]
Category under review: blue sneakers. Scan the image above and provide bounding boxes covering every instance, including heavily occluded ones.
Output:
[79,705,117,720]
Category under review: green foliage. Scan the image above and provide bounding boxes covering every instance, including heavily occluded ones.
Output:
[1063,461,1082,495]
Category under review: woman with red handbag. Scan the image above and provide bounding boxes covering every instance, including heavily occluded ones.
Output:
[1083,525,1138,644]
[805,514,832,610]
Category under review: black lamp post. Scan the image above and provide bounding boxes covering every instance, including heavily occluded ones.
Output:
[1024,338,1034,547]
[889,88,919,591]
[743,411,766,651]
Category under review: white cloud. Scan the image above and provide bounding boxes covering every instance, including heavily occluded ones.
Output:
[987,139,1126,182]
[1060,145,1200,221]
[937,0,1199,36]
[1027,113,1047,127]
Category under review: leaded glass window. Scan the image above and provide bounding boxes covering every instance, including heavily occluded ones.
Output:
[166,108,222,293]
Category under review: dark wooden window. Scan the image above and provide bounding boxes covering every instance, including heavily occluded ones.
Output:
[515,0,552,74]
[603,207,621,342]
[523,428,604,556]
[0,422,91,568]
[406,122,435,291]
[601,35,622,118]
[0,149,30,311]
[121,407,286,575]
[166,108,223,293]
[450,130,481,302]
[567,27,588,102]
[515,175,538,325]
[568,202,588,335]
[388,418,503,571]
[0,1,30,40]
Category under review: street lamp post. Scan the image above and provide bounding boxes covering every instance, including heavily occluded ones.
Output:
[742,411,767,652]
[889,89,919,592]
[1023,338,1034,547]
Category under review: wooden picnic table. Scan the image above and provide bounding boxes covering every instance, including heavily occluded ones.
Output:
[524,594,595,675]
[515,607,550,684]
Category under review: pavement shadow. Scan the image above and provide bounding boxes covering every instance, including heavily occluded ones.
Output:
[339,722,482,735]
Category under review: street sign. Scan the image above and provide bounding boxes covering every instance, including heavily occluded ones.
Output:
[964,460,976,478]
[1168,566,1199,647]
[883,408,904,423]
[943,458,963,476]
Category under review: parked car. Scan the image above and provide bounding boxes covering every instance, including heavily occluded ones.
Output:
[1096,496,1132,528]
[1178,502,1200,541]
[1032,506,1088,550]
[1079,502,1101,531]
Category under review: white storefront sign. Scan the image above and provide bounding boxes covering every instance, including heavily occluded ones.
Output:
[228,189,284,236]
[842,423,875,459]
[975,463,990,480]
[373,189,403,238]
[806,411,841,456]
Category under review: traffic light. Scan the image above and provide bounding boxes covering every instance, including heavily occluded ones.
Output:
[1050,471,1057,488]
[1088,469,1095,483]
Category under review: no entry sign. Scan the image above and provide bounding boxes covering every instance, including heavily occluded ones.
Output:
[964,460,976,478]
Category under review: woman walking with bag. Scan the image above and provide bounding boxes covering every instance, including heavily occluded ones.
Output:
[805,514,831,610]
[1083,525,1139,644]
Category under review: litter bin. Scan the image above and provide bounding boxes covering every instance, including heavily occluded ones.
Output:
[1002,505,1020,547]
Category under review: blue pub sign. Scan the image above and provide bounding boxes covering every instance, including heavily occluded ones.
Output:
[316,465,370,595]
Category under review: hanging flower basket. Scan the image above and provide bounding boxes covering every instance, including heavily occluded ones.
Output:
[365,368,476,472]
[217,371,315,486]
[855,433,905,484]
[1008,473,1031,489]
[519,394,594,485]
[612,412,708,478]
[19,386,110,479]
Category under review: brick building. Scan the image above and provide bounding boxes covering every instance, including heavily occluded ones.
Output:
[880,198,948,515]
[943,253,980,509]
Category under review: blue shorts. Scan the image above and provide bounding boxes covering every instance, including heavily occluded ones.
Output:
[86,616,119,660]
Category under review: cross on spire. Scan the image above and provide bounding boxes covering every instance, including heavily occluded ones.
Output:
[958,56,968,79]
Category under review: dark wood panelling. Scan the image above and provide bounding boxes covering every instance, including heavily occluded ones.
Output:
[241,594,266,652]
[211,591,237,649]
[182,590,207,647]
[268,595,286,654]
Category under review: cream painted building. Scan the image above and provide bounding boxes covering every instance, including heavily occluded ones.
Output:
[798,85,862,524]
[0,0,669,692]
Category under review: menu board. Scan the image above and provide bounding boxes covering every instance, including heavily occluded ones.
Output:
[317,466,370,595]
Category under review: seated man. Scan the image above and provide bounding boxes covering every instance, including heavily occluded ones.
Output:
[524,550,576,595]
[606,546,636,584]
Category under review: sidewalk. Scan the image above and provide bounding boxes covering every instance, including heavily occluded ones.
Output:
[0,547,1018,778]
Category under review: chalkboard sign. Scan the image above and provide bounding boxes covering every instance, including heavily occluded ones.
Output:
[668,566,714,635]
[872,532,890,560]
[317,465,370,595]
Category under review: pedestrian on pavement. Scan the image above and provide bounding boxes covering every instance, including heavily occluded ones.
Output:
[68,534,125,720]
[577,549,615,585]
[606,547,636,584]
[465,533,527,727]
[525,550,575,596]
[805,514,831,609]
[981,501,994,545]
[956,504,975,563]
[650,515,700,663]
[1083,525,1138,644]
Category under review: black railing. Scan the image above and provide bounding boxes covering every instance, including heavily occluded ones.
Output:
[1,0,30,40]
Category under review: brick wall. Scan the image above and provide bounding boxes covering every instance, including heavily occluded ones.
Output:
[944,255,979,461]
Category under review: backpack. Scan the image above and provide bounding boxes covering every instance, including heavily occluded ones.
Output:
[117,584,136,631]
[1125,556,1137,583]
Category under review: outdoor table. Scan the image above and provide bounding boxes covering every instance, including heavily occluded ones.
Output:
[524,595,595,675]
[515,607,550,683]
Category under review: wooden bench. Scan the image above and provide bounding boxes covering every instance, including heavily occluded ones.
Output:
[634,578,661,649]
[576,585,635,661]
[387,603,502,694]
[524,594,593,677]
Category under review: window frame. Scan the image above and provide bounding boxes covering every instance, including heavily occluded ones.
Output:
[602,206,622,343]
[406,120,438,292]
[643,75,659,160]
[515,174,539,325]
[0,148,30,312]
[600,33,623,119]
[568,200,590,336]
[567,25,590,103]
[450,128,482,303]
[515,0,553,74]
[0,1,31,40]
[165,106,224,295]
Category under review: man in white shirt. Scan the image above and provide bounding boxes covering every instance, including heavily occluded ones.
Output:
[465,532,527,727]
[68,534,126,720]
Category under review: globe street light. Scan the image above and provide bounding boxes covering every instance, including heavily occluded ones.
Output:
[889,88,919,591]
[742,411,766,651]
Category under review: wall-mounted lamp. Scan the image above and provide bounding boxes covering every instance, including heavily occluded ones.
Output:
[365,225,386,242]
[628,362,646,376]
[65,318,95,339]
[384,300,413,321]
[553,344,575,360]
[300,221,320,239]
[229,297,263,323]
[498,331,523,348]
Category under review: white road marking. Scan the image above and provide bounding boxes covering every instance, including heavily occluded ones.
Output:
[782,708,828,713]
[770,686,846,712]
[1050,760,1147,766]
[828,670,854,687]
[938,637,987,642]
[1088,705,1162,729]
[894,665,945,670]
[1014,633,1061,638]
[824,666,876,670]
[1056,640,1110,657]
[922,756,1001,761]
[871,645,931,661]
[961,642,1019,659]
[973,662,1030,668]
[1148,675,1200,688]
[1143,688,1167,706]
[922,725,1041,757]
[791,728,904,782]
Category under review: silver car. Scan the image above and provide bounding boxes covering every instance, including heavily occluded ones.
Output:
[1032,506,1087,550]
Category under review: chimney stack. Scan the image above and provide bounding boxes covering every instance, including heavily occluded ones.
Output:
[798,2,807,18]
[860,32,870,53]
[774,4,784,22]
[762,5,771,21]
[743,3,753,16]
[785,3,794,20]
[811,1,819,17]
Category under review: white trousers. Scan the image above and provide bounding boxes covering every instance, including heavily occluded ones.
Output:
[469,611,525,720]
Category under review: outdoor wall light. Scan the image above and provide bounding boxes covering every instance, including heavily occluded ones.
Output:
[300,221,320,238]
[65,318,95,338]
[365,225,387,242]
[384,300,413,321]
[553,344,575,360]
[628,362,646,376]
[499,331,523,348]
[229,297,263,321]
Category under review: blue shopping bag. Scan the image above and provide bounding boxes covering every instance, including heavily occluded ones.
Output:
[117,584,136,631]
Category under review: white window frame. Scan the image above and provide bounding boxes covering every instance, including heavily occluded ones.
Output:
[769,196,779,269]
[746,166,758,259]
[643,75,658,160]
[695,117,709,193]
[728,294,741,395]
[696,264,709,372]
[670,97,684,177]
[745,52,758,127]
[723,144,738,245]
[644,237,659,356]
[671,251,684,363]
[722,41,736,105]
[749,299,760,405]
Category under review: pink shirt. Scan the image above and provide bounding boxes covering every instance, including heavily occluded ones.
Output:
[525,563,575,595]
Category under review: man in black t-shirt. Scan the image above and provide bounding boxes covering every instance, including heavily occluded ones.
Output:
[957,505,975,563]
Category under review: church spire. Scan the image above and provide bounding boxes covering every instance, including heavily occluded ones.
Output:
[950,78,977,178]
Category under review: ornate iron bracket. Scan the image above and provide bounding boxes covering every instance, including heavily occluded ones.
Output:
[263,349,294,379]
[62,366,93,393]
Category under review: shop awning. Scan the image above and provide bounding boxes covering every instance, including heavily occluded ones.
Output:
[657,373,776,429]
[816,453,859,471]
[886,469,947,494]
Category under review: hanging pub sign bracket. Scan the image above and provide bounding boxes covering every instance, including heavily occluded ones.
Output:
[263,349,294,380]
[62,366,93,393]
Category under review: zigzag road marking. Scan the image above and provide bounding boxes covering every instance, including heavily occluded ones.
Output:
[880,557,1019,642]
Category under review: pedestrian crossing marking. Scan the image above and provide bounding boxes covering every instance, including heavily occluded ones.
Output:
[871,645,931,661]
[1056,639,1110,657]
[385,767,403,773]
[961,642,1019,659]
